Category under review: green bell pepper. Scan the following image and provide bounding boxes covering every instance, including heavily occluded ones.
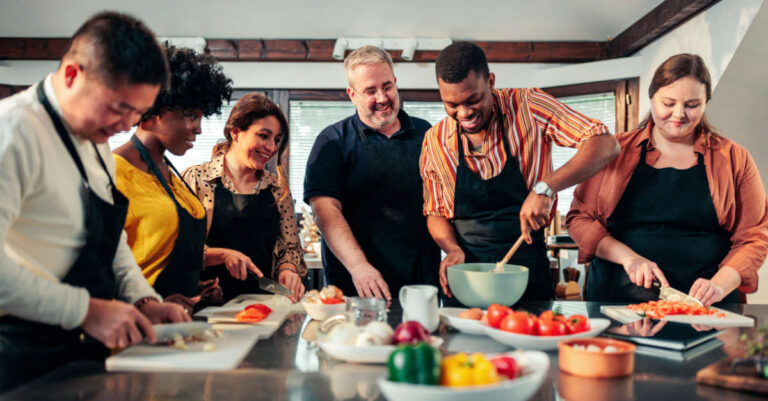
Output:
[387,342,441,385]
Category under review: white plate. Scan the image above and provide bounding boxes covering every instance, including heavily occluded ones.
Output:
[440,307,484,335]
[151,322,214,343]
[481,318,610,350]
[378,350,549,401]
[318,336,444,364]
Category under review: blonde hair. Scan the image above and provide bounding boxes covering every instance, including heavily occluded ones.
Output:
[343,45,394,86]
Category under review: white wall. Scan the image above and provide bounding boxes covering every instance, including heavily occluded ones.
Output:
[707,2,768,304]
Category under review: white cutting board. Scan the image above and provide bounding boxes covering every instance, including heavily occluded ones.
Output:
[224,293,306,312]
[196,299,299,339]
[105,324,259,372]
[600,305,754,327]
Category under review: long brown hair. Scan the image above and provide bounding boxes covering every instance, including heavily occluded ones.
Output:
[638,53,718,138]
[213,92,290,201]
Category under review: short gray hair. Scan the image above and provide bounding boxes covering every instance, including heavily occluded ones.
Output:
[343,45,394,86]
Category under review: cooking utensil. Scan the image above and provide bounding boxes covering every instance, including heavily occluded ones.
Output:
[249,272,292,297]
[493,234,525,272]
[446,263,529,308]
[652,280,703,306]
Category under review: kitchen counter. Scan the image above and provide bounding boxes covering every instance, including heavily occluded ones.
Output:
[1,301,766,401]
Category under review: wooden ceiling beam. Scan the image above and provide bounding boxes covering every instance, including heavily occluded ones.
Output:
[607,0,721,58]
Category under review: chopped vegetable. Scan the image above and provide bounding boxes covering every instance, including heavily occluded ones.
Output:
[626,300,722,319]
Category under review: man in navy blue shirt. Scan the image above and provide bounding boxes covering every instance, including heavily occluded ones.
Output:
[304,46,440,300]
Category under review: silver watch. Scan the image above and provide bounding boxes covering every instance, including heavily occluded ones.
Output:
[532,181,556,200]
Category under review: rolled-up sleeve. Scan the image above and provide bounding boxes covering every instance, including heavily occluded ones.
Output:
[527,88,610,148]
[566,168,611,263]
[272,184,307,278]
[720,150,768,293]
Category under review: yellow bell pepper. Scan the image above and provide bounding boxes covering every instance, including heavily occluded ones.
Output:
[441,353,500,387]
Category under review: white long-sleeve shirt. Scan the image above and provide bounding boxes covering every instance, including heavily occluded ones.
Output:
[0,76,160,330]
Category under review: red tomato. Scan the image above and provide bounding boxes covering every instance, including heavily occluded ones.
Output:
[490,356,519,380]
[565,315,591,334]
[245,304,273,315]
[537,318,567,336]
[320,297,344,305]
[487,304,513,329]
[539,310,554,320]
[500,311,537,335]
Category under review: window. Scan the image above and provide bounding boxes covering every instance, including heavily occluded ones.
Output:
[107,104,234,172]
[287,100,447,208]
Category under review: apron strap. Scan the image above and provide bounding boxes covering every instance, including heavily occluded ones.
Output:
[129,134,197,203]
[36,81,116,191]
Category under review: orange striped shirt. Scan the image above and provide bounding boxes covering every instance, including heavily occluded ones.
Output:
[420,88,610,218]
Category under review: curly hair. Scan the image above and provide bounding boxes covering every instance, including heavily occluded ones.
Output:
[140,44,233,122]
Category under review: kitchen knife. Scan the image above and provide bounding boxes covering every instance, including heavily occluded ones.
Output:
[250,272,293,297]
[652,280,703,306]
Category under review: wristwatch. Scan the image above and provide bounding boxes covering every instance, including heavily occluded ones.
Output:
[532,181,556,200]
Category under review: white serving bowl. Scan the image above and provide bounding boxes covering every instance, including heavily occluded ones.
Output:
[378,350,549,401]
[302,299,346,321]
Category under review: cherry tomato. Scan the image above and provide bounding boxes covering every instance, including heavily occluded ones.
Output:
[539,310,554,321]
[489,356,519,380]
[565,315,590,334]
[320,297,344,305]
[537,318,567,336]
[487,304,513,329]
[500,311,537,335]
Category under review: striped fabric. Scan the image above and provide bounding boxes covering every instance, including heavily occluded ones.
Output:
[420,88,609,218]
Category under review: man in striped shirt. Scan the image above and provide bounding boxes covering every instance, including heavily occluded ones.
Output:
[421,42,620,302]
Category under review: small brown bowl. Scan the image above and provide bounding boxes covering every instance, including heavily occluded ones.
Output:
[558,337,636,378]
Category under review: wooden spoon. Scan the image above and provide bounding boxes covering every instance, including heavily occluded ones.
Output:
[492,234,525,273]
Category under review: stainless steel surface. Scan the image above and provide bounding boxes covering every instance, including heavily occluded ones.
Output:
[2,302,767,401]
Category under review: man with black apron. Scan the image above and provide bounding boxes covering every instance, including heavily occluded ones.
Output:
[421,42,619,304]
[305,45,440,300]
[0,13,187,392]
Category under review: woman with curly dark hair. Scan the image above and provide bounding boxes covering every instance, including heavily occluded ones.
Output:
[112,45,232,312]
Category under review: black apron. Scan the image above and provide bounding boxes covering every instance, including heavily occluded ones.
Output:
[202,178,280,302]
[129,135,206,297]
[452,125,553,303]
[0,83,127,392]
[586,140,738,304]
[322,115,440,296]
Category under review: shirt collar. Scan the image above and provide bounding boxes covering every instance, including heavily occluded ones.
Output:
[201,152,278,189]
[353,109,415,138]
[41,74,78,139]
[638,120,720,154]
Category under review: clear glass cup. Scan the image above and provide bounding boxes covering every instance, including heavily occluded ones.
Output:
[345,297,387,326]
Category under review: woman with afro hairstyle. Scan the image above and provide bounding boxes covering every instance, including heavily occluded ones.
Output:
[112,45,232,313]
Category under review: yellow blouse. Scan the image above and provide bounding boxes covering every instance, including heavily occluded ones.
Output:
[114,154,206,285]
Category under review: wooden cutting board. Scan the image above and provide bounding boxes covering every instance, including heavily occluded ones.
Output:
[600,305,754,326]
[697,358,768,393]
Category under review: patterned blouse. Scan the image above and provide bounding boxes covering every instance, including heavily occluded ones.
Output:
[182,153,307,278]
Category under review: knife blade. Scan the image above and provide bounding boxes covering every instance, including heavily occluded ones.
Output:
[250,272,292,297]
[652,280,703,306]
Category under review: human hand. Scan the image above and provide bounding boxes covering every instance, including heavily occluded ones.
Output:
[621,256,669,288]
[197,278,224,307]
[689,278,726,306]
[350,263,391,300]
[81,298,156,348]
[439,248,465,297]
[519,192,553,244]
[222,249,262,280]
[137,299,191,324]
[622,317,667,337]
[163,294,197,313]
[278,268,306,302]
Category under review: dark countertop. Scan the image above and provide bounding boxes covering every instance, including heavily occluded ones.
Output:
[1,301,767,401]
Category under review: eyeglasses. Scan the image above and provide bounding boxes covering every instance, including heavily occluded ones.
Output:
[353,83,397,100]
